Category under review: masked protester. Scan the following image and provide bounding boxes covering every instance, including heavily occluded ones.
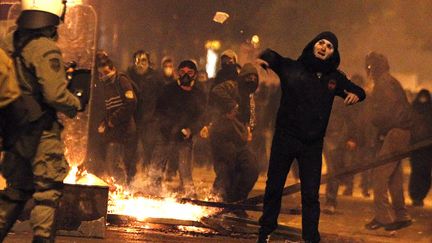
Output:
[364,51,413,231]
[159,57,181,179]
[127,50,163,169]
[213,49,240,88]
[96,54,138,184]
[0,1,83,242]
[210,63,260,213]
[257,31,365,243]
[148,60,205,195]
[160,56,176,85]
[191,70,214,168]
[409,89,432,207]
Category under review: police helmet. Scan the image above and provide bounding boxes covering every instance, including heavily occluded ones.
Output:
[17,0,67,29]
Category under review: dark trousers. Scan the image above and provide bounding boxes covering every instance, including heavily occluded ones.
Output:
[211,141,259,203]
[104,134,137,184]
[259,131,323,242]
[323,142,344,206]
[149,136,194,191]
[137,121,158,169]
[409,149,432,203]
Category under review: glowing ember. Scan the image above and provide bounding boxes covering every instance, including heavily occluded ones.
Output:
[177,225,215,234]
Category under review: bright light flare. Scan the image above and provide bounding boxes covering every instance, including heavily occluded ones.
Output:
[251,35,260,48]
[206,48,218,79]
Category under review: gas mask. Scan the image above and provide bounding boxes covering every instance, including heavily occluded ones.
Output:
[177,61,198,90]
[313,39,334,61]
[178,73,196,87]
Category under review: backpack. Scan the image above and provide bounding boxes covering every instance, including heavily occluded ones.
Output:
[114,72,141,121]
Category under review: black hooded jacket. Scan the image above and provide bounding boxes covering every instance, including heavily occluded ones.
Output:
[126,67,163,123]
[259,32,366,142]
[411,89,432,143]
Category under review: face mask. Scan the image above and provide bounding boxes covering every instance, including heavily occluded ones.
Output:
[221,62,236,70]
[242,74,258,93]
[99,69,116,82]
[164,67,173,77]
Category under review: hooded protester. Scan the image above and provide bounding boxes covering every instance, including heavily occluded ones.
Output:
[126,50,163,169]
[210,63,260,209]
[409,89,432,207]
[213,49,240,88]
[160,56,176,85]
[96,54,138,184]
[364,51,413,231]
[148,60,206,194]
[256,31,365,243]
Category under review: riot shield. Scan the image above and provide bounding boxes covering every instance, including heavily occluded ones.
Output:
[57,4,97,168]
[6,3,98,169]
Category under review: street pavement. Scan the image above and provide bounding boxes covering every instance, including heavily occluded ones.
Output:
[2,160,431,242]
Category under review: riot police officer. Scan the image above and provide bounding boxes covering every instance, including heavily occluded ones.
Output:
[0,1,82,242]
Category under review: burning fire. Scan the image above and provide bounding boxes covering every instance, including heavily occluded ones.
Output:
[64,166,219,222]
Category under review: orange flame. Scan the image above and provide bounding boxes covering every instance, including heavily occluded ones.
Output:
[64,167,219,221]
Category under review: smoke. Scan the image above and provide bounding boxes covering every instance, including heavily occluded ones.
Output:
[253,0,432,86]
[91,0,432,87]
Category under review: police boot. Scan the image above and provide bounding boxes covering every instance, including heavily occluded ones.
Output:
[32,236,53,243]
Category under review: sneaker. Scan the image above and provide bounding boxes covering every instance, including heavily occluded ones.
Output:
[365,218,386,230]
[384,220,412,231]
[322,204,336,215]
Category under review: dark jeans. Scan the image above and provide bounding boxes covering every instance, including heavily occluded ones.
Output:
[259,130,323,242]
[409,149,432,202]
[137,120,158,169]
[211,141,259,203]
[323,142,344,206]
[104,133,138,184]
[149,135,194,191]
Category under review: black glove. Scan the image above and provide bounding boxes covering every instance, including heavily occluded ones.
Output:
[66,69,91,112]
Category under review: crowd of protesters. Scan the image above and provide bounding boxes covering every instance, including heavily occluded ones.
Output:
[90,44,431,239]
